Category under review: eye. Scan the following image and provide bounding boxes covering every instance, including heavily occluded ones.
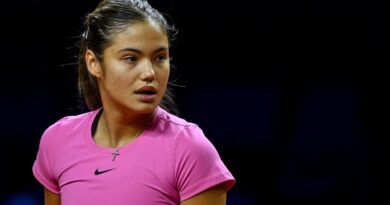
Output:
[123,56,137,63]
[155,55,167,63]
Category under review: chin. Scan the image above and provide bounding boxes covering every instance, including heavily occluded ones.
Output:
[133,103,158,114]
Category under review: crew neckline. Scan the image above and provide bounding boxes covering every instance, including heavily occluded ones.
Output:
[83,107,162,155]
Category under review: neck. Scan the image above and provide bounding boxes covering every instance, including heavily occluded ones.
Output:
[94,107,156,148]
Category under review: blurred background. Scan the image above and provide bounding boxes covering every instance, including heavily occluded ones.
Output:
[0,0,383,204]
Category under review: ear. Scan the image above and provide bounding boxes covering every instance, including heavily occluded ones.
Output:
[85,49,102,78]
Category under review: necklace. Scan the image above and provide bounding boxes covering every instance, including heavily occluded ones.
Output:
[110,128,144,161]
[92,109,155,162]
[112,149,120,161]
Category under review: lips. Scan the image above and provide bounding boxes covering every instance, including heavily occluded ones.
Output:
[134,86,158,102]
[134,86,158,95]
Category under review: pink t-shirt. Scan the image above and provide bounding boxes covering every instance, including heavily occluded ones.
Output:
[33,107,235,204]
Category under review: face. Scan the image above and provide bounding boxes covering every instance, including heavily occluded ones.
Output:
[87,21,170,114]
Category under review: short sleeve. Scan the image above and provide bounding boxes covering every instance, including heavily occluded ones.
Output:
[32,124,61,194]
[174,125,235,201]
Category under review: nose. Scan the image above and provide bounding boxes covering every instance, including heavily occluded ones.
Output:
[140,60,156,82]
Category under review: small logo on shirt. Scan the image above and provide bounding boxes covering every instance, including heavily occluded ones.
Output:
[94,168,115,175]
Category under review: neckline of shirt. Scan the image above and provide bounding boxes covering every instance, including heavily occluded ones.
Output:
[83,107,162,156]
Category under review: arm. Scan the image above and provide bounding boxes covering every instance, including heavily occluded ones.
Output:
[181,183,227,205]
[44,188,61,205]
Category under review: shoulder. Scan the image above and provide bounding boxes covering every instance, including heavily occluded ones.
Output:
[152,107,201,136]
[155,107,218,158]
[38,109,99,148]
[159,109,236,200]
[155,107,196,128]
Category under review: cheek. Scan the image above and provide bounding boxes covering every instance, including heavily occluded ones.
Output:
[159,67,170,83]
[105,74,121,87]
[115,75,137,91]
[103,71,130,93]
[106,67,133,85]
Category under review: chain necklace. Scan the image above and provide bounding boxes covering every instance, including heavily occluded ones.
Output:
[110,127,144,161]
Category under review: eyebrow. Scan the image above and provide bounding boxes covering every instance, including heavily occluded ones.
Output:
[117,46,168,54]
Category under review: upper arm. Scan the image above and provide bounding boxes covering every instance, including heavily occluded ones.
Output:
[44,188,61,205]
[181,183,227,205]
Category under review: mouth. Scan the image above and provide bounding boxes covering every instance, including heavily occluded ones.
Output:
[134,86,158,102]
[134,86,158,95]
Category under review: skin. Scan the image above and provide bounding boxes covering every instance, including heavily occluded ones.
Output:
[44,188,60,205]
[44,21,228,205]
[86,21,171,148]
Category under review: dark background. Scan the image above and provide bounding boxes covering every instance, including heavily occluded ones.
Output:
[0,0,383,204]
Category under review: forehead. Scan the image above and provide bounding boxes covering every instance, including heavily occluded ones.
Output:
[108,21,168,50]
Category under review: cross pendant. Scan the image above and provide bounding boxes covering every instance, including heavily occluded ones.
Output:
[112,149,120,161]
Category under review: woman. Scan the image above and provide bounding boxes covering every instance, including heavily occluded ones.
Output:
[33,0,235,204]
